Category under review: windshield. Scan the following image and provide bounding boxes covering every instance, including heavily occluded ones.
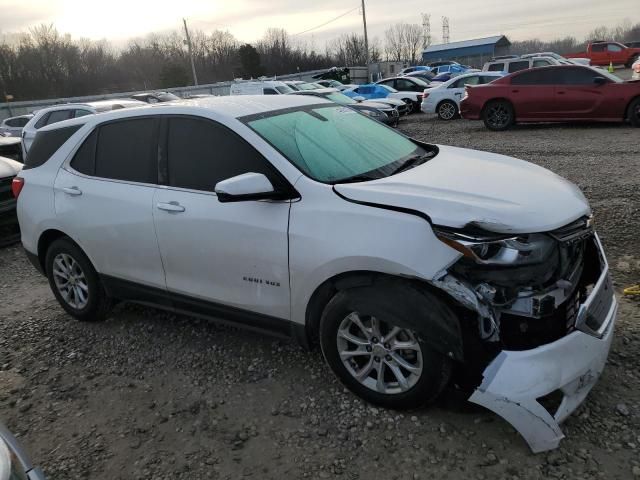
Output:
[325,92,356,105]
[379,84,398,93]
[297,83,317,91]
[593,68,623,83]
[275,85,294,94]
[245,105,430,183]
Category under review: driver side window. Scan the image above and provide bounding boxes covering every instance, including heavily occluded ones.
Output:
[166,117,280,192]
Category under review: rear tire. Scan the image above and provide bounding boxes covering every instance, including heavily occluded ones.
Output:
[482,100,514,131]
[437,100,459,120]
[627,97,640,127]
[45,237,112,322]
[319,285,453,410]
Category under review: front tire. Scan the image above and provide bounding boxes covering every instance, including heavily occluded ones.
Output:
[482,100,514,131]
[319,285,453,409]
[45,237,112,322]
[437,100,459,120]
[627,97,640,127]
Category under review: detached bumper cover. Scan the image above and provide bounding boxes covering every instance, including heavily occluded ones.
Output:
[469,244,617,453]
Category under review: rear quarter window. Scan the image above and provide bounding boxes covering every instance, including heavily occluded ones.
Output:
[25,125,82,170]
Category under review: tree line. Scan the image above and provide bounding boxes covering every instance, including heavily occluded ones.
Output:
[0,21,638,102]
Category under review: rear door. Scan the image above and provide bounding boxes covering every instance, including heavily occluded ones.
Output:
[509,68,559,119]
[152,116,292,320]
[589,43,608,65]
[54,117,165,288]
[449,75,480,105]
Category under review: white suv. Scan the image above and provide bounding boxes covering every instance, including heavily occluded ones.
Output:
[14,95,617,453]
[21,100,144,157]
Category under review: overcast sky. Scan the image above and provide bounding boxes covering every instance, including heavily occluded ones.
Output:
[0,0,638,47]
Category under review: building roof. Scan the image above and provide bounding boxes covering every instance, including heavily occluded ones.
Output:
[423,35,510,54]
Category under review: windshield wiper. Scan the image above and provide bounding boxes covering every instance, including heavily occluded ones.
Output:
[334,173,381,184]
[390,153,433,175]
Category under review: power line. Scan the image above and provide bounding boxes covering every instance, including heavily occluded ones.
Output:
[293,6,360,36]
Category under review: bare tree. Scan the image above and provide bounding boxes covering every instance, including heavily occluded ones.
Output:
[384,23,423,63]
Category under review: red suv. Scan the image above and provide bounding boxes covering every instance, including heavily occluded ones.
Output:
[460,65,640,130]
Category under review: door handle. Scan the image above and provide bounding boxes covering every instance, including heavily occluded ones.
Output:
[557,91,566,95]
[62,186,82,196]
[157,202,185,213]
[511,89,519,93]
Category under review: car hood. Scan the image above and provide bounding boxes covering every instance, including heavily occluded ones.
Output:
[0,156,23,178]
[334,145,590,234]
[359,100,394,110]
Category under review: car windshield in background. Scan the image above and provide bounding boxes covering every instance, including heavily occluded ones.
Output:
[275,85,294,94]
[379,84,398,93]
[297,83,317,90]
[594,68,623,83]
[325,93,356,105]
[245,105,431,183]
[158,92,180,101]
[410,77,430,87]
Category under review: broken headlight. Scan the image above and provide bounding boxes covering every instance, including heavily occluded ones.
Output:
[434,227,556,266]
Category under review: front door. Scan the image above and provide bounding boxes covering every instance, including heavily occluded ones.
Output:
[152,116,292,321]
[553,67,612,119]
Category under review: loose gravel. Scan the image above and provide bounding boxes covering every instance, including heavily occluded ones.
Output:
[0,116,639,480]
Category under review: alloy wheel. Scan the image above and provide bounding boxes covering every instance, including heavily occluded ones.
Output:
[52,253,89,310]
[486,104,511,129]
[439,102,457,120]
[336,312,423,395]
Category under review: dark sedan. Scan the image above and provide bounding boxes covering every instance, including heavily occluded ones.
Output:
[376,76,431,93]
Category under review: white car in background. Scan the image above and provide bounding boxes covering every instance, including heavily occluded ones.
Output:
[633,57,640,80]
[21,100,144,157]
[229,81,294,96]
[0,114,33,137]
[421,72,504,120]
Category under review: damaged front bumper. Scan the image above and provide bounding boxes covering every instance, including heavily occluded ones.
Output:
[468,242,617,453]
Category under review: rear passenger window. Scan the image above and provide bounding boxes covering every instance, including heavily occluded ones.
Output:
[508,61,530,73]
[94,118,158,184]
[70,130,97,175]
[45,110,74,126]
[487,63,504,72]
[263,88,278,95]
[166,117,277,192]
[511,69,559,85]
[25,125,82,169]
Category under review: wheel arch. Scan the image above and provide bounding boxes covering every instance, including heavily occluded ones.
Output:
[625,94,640,122]
[303,270,466,361]
[36,229,89,273]
[481,97,515,117]
[436,98,459,116]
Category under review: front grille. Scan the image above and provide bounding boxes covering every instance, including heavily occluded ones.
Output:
[500,235,603,350]
[550,215,593,243]
[0,176,14,203]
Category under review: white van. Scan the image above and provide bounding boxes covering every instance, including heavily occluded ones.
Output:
[230,81,294,96]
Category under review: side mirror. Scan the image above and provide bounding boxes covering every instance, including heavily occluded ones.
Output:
[215,172,279,203]
[353,96,366,102]
[593,76,607,85]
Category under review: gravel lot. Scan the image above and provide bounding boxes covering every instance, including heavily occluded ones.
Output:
[1,115,639,480]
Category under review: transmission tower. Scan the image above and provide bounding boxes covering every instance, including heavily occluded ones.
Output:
[442,17,450,44]
[422,13,431,49]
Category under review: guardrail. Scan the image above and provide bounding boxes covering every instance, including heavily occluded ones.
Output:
[0,68,346,121]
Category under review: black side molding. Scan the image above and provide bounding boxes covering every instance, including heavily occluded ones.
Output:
[101,275,302,342]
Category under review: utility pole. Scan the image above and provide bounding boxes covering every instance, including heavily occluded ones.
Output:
[183,18,199,86]
[361,0,370,81]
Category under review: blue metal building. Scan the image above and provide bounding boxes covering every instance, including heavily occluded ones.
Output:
[422,35,511,68]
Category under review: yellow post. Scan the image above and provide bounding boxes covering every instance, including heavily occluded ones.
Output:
[608,61,614,73]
